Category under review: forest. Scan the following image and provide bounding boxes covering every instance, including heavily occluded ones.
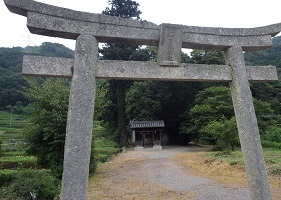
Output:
[0,0,281,199]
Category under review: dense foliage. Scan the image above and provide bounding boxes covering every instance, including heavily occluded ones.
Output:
[22,78,70,178]
[0,170,60,200]
[0,43,74,110]
[245,36,281,68]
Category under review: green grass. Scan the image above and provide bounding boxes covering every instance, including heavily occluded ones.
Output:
[93,123,121,163]
[0,151,37,169]
[0,111,28,151]
[205,148,281,175]
[0,155,36,163]
[0,111,28,131]
[0,153,37,170]
[0,169,17,175]
[0,137,25,151]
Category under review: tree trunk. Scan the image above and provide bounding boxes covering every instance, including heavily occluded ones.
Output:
[116,80,127,146]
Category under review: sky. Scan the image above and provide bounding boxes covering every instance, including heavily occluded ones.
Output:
[0,0,281,50]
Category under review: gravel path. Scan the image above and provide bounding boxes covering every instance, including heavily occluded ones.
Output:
[87,146,251,200]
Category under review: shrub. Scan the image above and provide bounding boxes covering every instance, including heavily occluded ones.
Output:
[0,170,17,187]
[0,170,60,200]
[201,117,239,151]
[261,140,281,149]
[264,125,281,142]
[228,160,238,165]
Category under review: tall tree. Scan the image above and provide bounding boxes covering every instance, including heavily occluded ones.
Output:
[186,86,275,148]
[22,78,70,177]
[100,0,142,146]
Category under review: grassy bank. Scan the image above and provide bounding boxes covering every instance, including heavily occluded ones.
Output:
[204,149,281,176]
[174,147,281,199]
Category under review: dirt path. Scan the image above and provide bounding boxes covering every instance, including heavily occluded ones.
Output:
[87,146,255,199]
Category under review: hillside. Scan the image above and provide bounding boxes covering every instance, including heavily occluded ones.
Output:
[245,36,281,71]
[0,42,74,109]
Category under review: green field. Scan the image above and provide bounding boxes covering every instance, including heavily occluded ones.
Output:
[0,111,27,130]
[0,111,28,151]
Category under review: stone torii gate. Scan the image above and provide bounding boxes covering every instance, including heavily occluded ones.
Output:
[4,0,280,199]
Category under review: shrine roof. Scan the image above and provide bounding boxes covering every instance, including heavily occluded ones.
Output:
[129,120,165,129]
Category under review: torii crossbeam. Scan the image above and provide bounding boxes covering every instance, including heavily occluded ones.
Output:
[4,0,281,200]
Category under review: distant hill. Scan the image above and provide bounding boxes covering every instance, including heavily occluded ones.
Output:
[245,36,281,70]
[0,42,74,109]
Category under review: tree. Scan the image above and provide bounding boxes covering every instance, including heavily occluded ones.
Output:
[189,86,234,144]
[100,0,142,146]
[245,36,281,68]
[22,78,70,177]
[190,50,224,65]
[185,86,275,149]
[130,46,157,61]
[102,0,141,19]
[201,117,239,151]
[126,81,162,120]
[94,80,111,120]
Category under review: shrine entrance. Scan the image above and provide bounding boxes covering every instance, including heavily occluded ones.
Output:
[130,120,164,148]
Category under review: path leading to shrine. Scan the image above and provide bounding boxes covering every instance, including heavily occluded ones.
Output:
[87,146,255,200]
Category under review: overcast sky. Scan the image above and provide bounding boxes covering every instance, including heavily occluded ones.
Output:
[1,0,281,50]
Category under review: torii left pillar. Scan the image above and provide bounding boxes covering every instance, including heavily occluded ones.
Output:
[60,35,97,200]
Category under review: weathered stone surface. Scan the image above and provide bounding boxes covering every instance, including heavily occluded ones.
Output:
[60,35,97,200]
[98,61,231,81]
[23,56,73,77]
[225,46,272,200]
[26,12,272,51]
[158,24,183,66]
[4,0,281,51]
[26,12,160,46]
[182,24,281,37]
[182,33,272,51]
[22,55,278,82]
[247,65,278,82]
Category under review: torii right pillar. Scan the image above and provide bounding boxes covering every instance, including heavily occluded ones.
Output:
[225,46,272,200]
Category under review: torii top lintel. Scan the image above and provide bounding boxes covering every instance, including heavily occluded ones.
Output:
[4,0,281,52]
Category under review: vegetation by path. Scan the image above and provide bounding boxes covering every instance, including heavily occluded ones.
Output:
[173,148,281,200]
